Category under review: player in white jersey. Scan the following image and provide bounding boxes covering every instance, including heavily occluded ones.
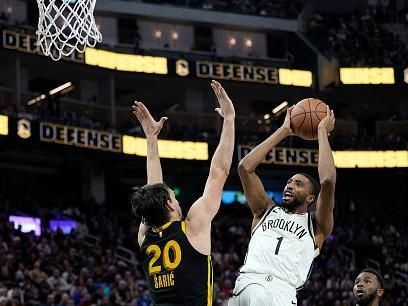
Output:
[229,105,336,306]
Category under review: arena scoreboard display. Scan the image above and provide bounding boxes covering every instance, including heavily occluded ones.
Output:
[1,116,406,168]
[1,117,209,161]
[0,114,8,135]
[3,26,408,87]
[238,144,408,168]
[175,60,313,87]
[1,26,313,88]
[85,48,168,75]
[340,67,395,85]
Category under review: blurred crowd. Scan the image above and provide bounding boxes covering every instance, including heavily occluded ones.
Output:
[0,195,407,306]
[0,200,148,306]
[297,211,407,306]
[142,0,303,19]
[2,0,303,20]
[308,7,408,67]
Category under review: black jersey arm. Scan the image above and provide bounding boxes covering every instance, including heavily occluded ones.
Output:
[186,82,235,254]
[132,101,167,246]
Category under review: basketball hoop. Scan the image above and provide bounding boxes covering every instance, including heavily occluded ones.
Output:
[36,0,102,61]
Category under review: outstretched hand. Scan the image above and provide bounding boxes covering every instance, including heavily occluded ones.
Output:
[318,105,335,136]
[132,101,168,137]
[210,80,235,119]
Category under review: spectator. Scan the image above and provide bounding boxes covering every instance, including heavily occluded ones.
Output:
[307,9,408,68]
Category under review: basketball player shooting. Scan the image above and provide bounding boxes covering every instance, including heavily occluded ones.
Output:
[131,80,235,306]
[229,105,336,306]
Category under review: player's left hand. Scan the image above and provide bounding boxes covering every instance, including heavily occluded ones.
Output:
[210,80,235,119]
[318,105,335,136]
[132,101,168,137]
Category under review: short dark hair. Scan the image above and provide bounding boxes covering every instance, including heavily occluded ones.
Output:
[299,173,320,200]
[131,183,171,228]
[359,268,384,289]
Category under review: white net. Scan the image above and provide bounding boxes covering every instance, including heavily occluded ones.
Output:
[36,0,102,61]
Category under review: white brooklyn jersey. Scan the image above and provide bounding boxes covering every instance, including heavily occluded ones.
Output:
[240,205,319,289]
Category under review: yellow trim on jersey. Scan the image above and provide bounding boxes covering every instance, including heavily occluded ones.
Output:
[207,256,213,306]
[152,222,172,233]
[181,221,186,234]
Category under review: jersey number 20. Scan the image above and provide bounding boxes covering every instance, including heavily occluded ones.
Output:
[146,240,182,275]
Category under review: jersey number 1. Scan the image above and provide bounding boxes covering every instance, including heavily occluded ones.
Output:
[275,237,283,255]
[146,240,182,275]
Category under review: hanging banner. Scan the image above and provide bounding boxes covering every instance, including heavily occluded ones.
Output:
[238,144,408,168]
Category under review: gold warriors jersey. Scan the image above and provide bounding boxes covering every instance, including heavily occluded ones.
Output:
[140,221,213,306]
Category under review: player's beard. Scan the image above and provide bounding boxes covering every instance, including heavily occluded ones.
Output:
[281,196,305,212]
[353,291,376,305]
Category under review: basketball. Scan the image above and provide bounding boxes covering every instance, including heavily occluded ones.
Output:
[290,98,328,140]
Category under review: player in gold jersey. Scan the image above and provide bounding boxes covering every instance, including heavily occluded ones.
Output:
[131,81,235,306]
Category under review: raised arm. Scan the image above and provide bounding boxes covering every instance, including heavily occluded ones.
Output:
[186,81,235,253]
[314,105,336,248]
[132,101,167,184]
[238,107,294,229]
[132,101,167,245]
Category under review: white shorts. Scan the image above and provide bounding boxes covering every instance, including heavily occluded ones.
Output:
[228,273,297,306]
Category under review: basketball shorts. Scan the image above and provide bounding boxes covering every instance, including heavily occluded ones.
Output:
[228,273,297,306]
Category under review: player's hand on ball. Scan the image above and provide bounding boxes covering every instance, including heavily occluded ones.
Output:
[318,105,335,136]
[132,101,168,137]
[210,80,235,119]
[282,106,295,136]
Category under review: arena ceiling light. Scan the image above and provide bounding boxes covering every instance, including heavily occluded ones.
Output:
[228,37,237,47]
[49,82,73,96]
[272,101,288,114]
[27,94,46,106]
[154,30,162,39]
[245,39,253,48]
[27,82,73,106]
[171,32,179,40]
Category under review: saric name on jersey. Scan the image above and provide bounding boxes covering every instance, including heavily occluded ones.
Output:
[153,272,175,289]
[262,219,308,239]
